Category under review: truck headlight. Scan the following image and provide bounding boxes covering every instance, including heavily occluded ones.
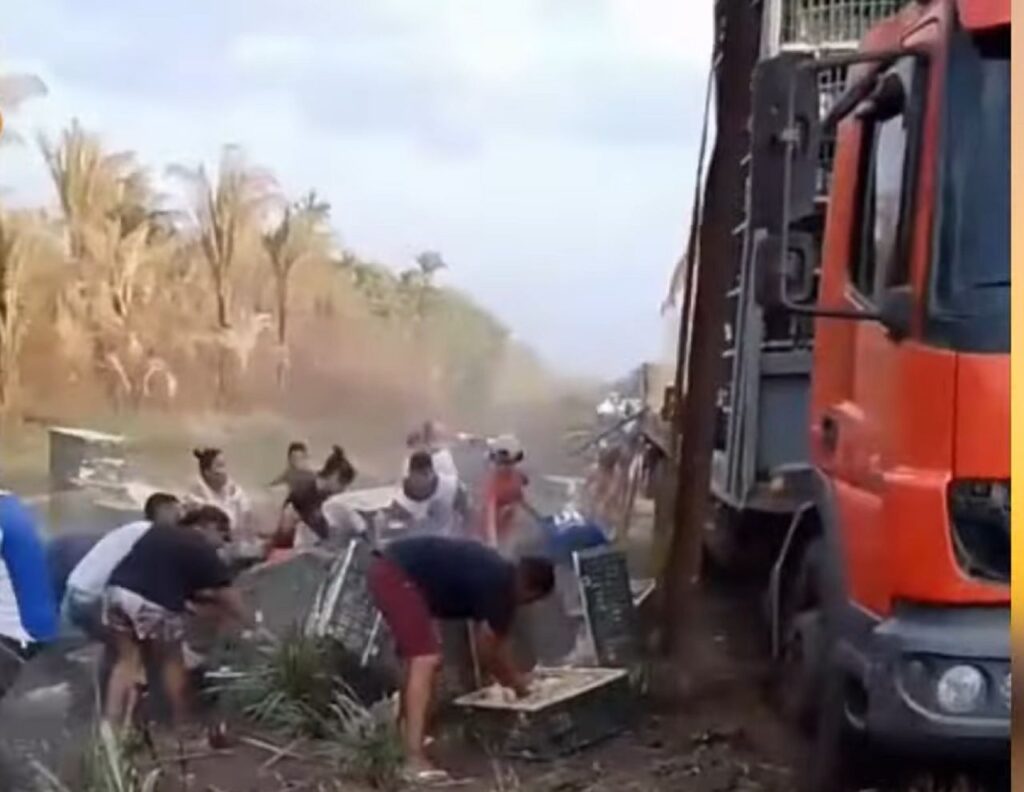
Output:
[935,664,986,714]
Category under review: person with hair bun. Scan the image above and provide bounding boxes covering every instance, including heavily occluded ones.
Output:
[273,445,357,550]
[185,448,254,542]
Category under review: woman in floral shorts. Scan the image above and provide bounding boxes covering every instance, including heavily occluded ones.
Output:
[102,506,246,731]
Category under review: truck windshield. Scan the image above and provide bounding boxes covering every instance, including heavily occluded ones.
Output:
[927,27,1009,353]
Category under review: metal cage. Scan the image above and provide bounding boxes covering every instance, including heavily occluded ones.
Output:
[763,0,906,53]
[762,0,904,192]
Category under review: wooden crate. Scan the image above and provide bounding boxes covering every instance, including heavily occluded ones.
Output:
[454,667,633,760]
[48,427,124,491]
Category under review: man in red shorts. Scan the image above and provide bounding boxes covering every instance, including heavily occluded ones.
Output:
[368,535,554,782]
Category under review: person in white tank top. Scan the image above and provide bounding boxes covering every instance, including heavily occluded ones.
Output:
[390,451,469,537]
[402,420,459,481]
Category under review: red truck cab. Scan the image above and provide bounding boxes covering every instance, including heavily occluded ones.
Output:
[752,0,1009,785]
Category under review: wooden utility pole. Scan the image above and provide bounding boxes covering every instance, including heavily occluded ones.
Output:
[659,0,762,657]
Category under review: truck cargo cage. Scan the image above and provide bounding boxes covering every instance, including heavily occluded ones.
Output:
[763,0,905,54]
[711,0,901,511]
[763,0,902,194]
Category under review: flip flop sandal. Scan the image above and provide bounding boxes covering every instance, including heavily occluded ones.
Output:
[401,767,452,786]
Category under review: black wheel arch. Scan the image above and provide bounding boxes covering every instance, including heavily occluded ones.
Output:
[770,467,856,660]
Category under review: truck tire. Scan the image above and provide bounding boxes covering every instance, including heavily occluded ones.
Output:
[700,504,737,585]
[777,609,823,733]
[802,669,871,792]
[797,538,875,792]
[775,539,824,733]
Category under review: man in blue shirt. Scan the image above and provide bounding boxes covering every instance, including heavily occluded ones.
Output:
[538,515,609,566]
[0,493,58,660]
[368,536,554,782]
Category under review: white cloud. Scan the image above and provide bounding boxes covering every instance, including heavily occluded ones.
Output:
[227,33,312,73]
[0,0,713,377]
[608,0,713,67]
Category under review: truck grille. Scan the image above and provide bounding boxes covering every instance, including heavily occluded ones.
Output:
[949,480,1010,584]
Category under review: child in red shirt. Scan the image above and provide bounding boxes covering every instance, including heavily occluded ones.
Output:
[479,435,529,550]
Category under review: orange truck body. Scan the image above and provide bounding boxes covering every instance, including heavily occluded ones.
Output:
[701,0,1010,779]
[814,0,1010,617]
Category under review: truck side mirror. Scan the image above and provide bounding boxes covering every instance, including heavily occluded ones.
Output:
[878,286,913,342]
[750,54,821,231]
[853,70,907,122]
[753,232,817,310]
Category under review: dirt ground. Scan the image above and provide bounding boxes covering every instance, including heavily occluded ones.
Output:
[1,402,1007,792]
[150,582,799,792]
[167,586,1007,792]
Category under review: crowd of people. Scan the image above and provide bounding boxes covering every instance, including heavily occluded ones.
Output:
[0,420,617,783]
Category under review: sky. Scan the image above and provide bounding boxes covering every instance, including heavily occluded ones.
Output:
[0,0,713,378]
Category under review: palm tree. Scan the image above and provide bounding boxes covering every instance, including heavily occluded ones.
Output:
[401,250,448,324]
[40,123,177,406]
[0,72,46,146]
[39,121,141,261]
[262,190,332,346]
[80,214,175,329]
[0,209,55,412]
[168,145,278,330]
[414,250,446,284]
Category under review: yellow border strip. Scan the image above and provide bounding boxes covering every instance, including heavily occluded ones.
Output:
[1012,0,1023,771]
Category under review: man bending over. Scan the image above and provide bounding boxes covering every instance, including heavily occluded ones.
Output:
[368,535,554,782]
[102,506,247,732]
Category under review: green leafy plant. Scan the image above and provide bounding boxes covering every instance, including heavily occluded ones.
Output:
[33,721,161,792]
[223,631,339,737]
[220,631,403,789]
[322,691,403,791]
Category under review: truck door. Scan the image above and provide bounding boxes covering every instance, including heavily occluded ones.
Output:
[817,54,930,618]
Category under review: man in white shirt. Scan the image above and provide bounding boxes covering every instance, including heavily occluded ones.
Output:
[63,493,182,639]
[403,421,459,481]
[389,451,469,538]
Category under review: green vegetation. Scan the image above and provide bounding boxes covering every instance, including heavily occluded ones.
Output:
[32,722,160,792]
[221,632,403,789]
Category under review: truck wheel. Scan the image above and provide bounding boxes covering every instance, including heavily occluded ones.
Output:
[700,503,741,585]
[775,540,824,733]
[802,670,871,792]
[777,609,823,733]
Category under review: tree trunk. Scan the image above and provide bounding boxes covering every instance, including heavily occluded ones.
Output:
[275,272,289,347]
[212,266,232,405]
[0,346,11,416]
[659,0,761,658]
[215,289,230,330]
[215,345,230,409]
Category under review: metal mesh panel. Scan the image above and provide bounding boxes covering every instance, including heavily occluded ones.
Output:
[306,541,386,661]
[816,63,849,193]
[305,541,479,699]
[781,0,904,47]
